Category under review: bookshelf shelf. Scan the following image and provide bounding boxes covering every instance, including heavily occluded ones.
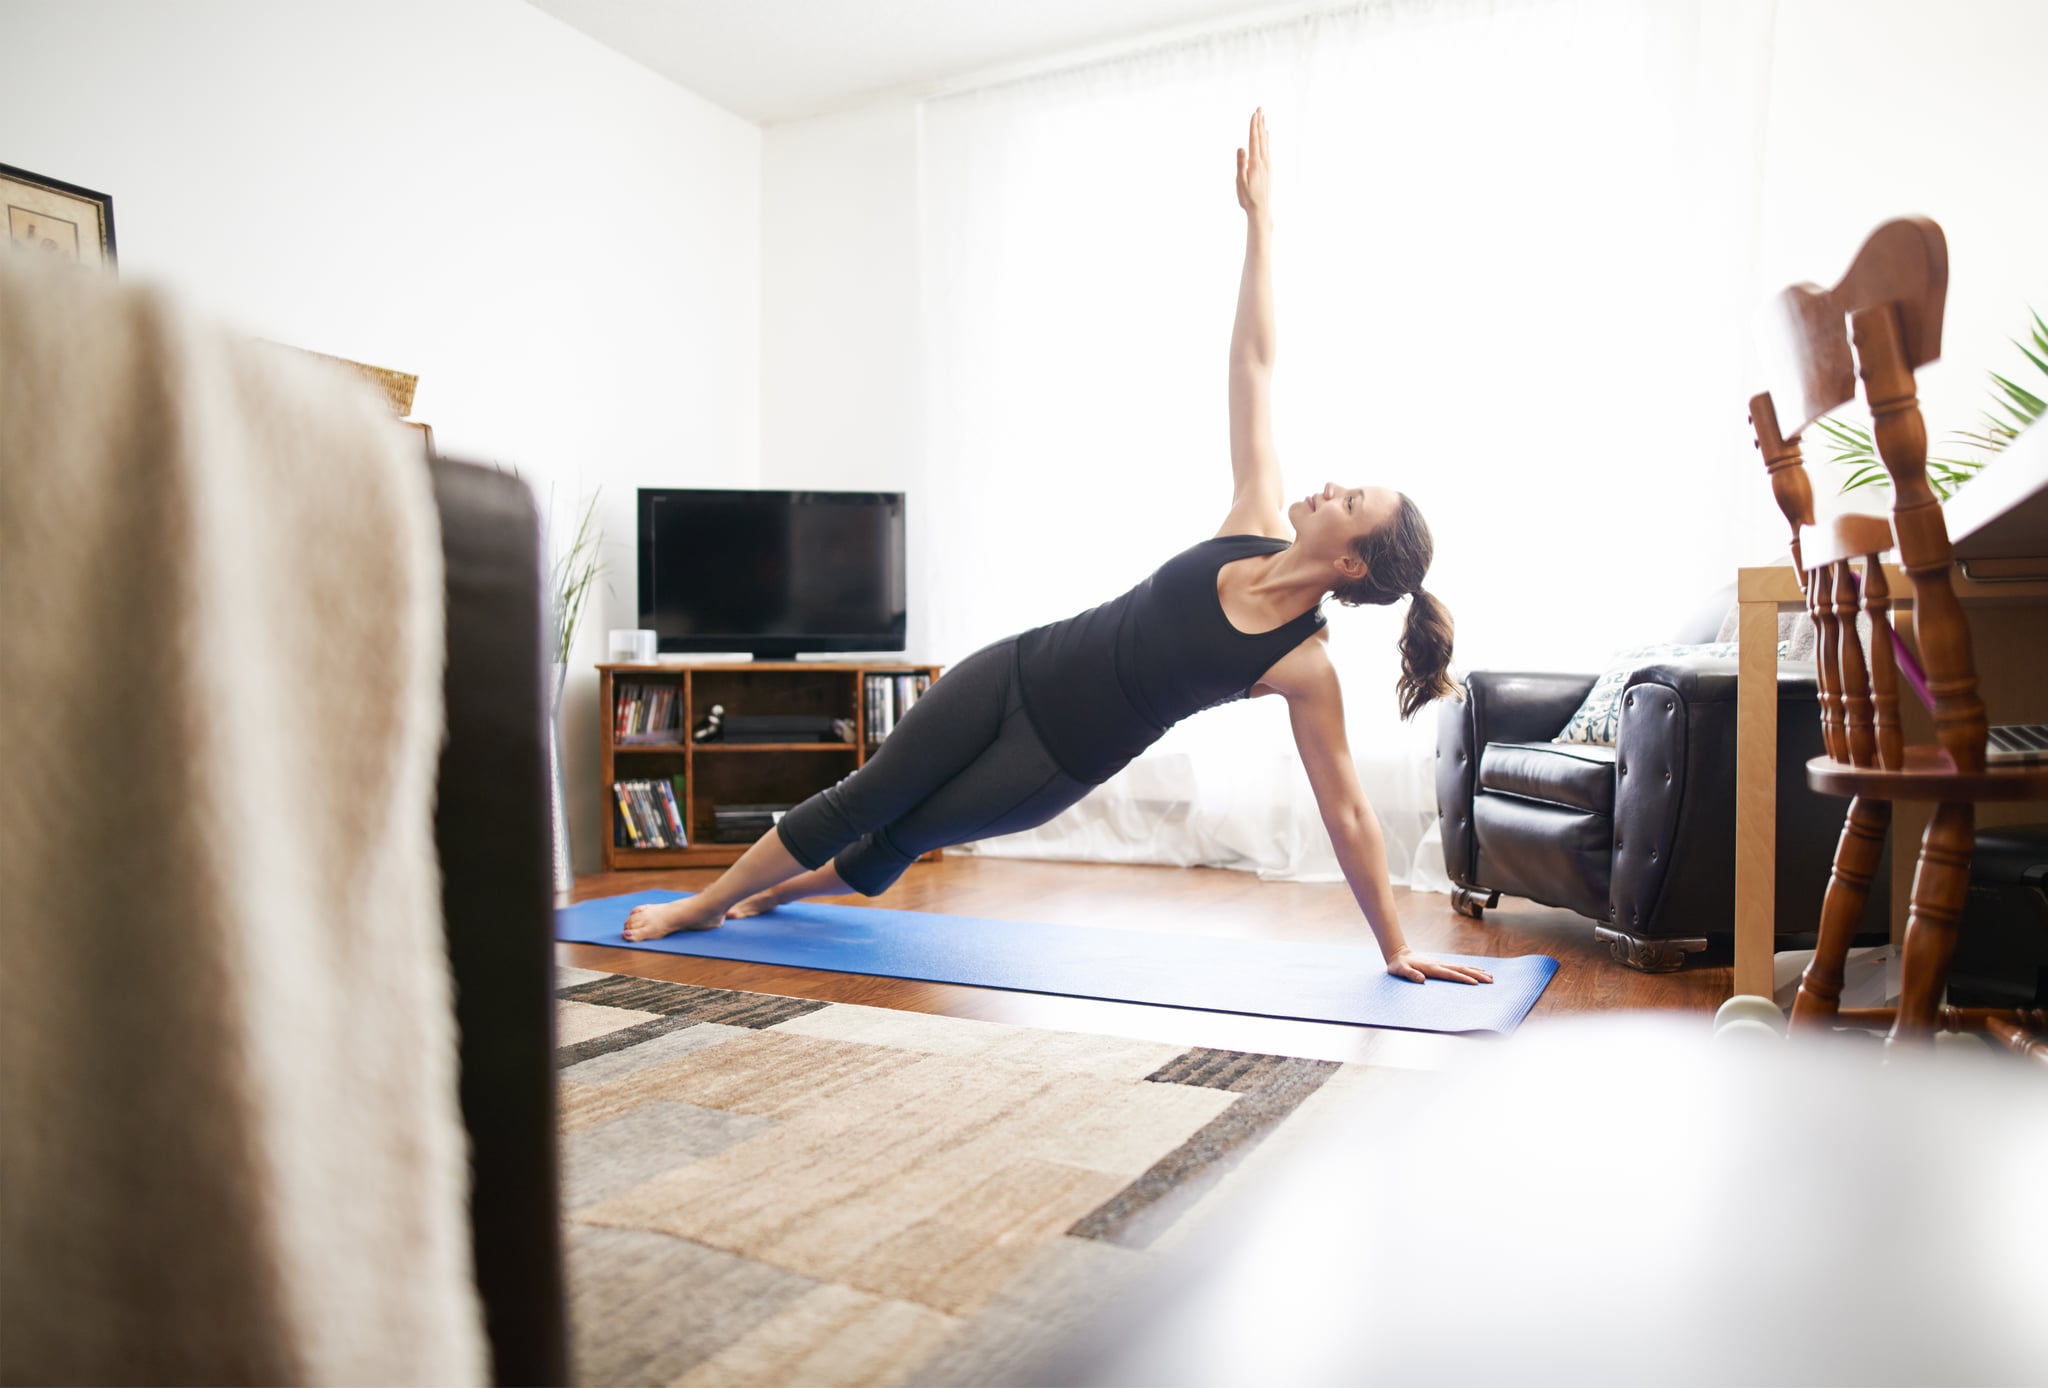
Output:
[694,743,859,754]
[598,660,943,869]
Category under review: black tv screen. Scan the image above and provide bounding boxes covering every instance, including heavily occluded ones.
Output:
[638,489,906,659]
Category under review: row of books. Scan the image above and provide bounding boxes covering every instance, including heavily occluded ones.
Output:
[613,777,689,849]
[866,672,932,742]
[614,683,685,743]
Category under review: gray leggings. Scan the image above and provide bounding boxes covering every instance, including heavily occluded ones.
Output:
[774,636,1093,896]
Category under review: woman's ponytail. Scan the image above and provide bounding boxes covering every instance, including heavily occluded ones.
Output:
[1330,493,1461,720]
[1396,588,1458,721]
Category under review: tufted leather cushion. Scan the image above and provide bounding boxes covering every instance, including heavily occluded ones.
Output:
[1473,794,1612,922]
[1479,741,1617,815]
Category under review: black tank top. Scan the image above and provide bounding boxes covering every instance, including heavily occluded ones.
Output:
[1014,535,1327,784]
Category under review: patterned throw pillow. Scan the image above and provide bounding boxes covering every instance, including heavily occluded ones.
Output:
[1551,641,1768,747]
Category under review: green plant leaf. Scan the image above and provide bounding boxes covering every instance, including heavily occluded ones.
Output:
[1993,400,2038,436]
[1955,428,2013,451]
[1989,371,2046,413]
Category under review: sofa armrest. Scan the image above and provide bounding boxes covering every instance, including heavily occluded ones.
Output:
[1435,694,1478,886]
[1620,654,1820,704]
[1435,671,1598,888]
[1609,679,1715,939]
[1608,657,1847,942]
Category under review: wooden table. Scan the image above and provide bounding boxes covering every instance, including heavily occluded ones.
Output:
[1732,426,2048,998]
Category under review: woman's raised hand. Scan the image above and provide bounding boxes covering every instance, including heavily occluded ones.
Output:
[1235,107,1271,218]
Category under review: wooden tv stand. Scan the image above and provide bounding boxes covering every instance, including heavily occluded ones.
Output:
[598,660,945,870]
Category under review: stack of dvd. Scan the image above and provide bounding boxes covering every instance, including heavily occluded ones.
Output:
[613,777,687,848]
[865,672,933,742]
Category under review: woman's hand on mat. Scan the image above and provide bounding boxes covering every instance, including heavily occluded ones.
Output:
[1386,948,1493,985]
[1235,107,1271,217]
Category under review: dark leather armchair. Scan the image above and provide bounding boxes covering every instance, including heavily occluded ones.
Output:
[1435,645,1887,971]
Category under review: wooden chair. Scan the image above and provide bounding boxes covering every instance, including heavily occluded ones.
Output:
[1747,216,2048,1057]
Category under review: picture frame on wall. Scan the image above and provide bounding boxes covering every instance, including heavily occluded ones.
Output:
[2,163,117,271]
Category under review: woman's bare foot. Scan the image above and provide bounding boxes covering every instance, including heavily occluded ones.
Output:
[727,889,784,919]
[622,896,725,942]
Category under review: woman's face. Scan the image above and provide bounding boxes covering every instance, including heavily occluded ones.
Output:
[1288,481,1399,553]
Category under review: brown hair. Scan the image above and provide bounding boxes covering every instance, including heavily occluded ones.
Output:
[1329,492,1460,720]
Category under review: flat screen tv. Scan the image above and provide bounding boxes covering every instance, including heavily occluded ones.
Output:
[638,489,907,660]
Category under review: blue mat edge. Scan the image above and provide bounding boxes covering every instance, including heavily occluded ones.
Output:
[556,890,1558,1036]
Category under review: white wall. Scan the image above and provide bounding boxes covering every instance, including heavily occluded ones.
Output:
[759,103,932,653]
[764,0,2048,655]
[2,0,762,871]
[761,103,922,496]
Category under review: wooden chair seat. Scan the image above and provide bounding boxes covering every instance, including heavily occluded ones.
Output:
[1807,748,2048,801]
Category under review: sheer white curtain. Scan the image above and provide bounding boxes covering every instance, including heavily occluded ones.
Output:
[915,0,1777,889]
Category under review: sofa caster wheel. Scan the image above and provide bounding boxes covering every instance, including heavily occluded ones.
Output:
[1593,926,1708,973]
[1451,886,1500,921]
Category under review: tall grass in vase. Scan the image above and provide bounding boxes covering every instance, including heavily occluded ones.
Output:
[549,489,605,712]
[540,485,604,893]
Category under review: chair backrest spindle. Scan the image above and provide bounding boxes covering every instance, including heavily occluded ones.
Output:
[1860,557,1904,771]
[1850,301,1986,773]
[1810,562,1847,762]
[1748,392,1847,761]
[1833,558,1876,768]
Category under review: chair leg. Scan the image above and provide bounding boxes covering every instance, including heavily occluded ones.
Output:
[1889,800,1975,1047]
[1980,1014,2048,1065]
[1790,795,1890,1034]
[1451,886,1500,921]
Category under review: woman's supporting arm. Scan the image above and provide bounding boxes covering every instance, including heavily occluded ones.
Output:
[1276,642,1494,985]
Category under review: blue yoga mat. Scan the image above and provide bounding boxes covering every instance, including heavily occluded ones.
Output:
[557,890,1557,1035]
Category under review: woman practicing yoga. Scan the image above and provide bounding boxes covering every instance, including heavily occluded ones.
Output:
[625,110,1490,987]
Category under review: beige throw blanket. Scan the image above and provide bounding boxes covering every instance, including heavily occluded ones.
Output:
[0,263,485,1384]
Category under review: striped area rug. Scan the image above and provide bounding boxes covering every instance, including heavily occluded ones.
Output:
[555,968,1432,1386]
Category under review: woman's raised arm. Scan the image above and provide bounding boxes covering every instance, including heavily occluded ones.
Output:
[1218,108,1287,540]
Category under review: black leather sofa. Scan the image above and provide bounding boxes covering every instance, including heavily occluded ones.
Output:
[1435,638,1886,972]
[430,457,568,1384]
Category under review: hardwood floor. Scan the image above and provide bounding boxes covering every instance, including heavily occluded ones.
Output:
[558,854,1732,1066]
